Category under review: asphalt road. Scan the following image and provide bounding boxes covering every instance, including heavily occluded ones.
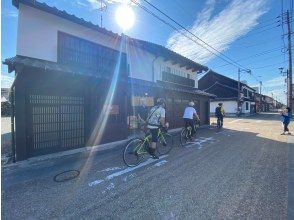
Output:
[2,112,293,219]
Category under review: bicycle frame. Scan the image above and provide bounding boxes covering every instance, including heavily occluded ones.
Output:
[133,129,166,155]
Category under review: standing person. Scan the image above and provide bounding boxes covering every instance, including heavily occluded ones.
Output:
[215,103,225,127]
[147,98,167,159]
[183,101,199,140]
[281,107,291,135]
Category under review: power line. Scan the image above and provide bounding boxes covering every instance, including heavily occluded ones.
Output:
[251,60,288,70]
[133,0,249,70]
[215,47,282,68]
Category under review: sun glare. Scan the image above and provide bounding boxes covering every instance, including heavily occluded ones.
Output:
[115,4,135,31]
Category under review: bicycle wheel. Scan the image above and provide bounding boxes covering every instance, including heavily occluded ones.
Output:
[157,132,173,155]
[123,138,144,167]
[180,128,189,147]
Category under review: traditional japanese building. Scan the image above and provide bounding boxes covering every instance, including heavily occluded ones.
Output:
[5,0,214,160]
[199,71,256,115]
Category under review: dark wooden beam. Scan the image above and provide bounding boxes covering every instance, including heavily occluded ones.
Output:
[191,68,197,72]
[186,66,192,70]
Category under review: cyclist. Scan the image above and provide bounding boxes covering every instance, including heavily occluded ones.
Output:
[147,98,167,159]
[183,101,199,140]
[215,103,225,127]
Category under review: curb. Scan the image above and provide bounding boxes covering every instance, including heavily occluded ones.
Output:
[2,125,213,170]
[288,135,294,220]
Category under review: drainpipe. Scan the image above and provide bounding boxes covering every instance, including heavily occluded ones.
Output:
[152,55,159,82]
[9,73,18,163]
[201,68,211,75]
[10,87,16,163]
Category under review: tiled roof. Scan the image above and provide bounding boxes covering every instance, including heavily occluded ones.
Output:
[12,0,208,73]
[129,77,216,97]
[3,56,215,98]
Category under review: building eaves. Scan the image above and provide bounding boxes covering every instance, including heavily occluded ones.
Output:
[12,0,209,74]
[3,55,110,80]
[3,56,215,98]
[207,70,256,90]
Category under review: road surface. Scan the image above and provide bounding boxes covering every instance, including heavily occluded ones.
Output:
[2,112,293,219]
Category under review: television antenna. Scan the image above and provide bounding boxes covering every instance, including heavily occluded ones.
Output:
[98,1,107,28]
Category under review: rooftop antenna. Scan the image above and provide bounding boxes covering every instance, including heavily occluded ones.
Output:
[98,0,107,28]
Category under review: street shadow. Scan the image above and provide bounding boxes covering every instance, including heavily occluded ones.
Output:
[1,123,291,220]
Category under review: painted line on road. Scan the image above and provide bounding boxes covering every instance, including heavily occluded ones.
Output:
[88,155,168,187]
[185,137,215,149]
[154,160,168,167]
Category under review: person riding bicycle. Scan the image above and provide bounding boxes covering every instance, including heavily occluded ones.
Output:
[215,103,225,127]
[183,101,199,140]
[147,98,167,159]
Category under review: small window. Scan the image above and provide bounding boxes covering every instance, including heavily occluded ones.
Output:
[246,102,249,110]
[187,74,191,79]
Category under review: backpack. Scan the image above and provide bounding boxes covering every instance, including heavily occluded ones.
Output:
[215,106,221,116]
[147,106,161,126]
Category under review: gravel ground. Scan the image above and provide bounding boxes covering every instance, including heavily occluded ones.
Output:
[1,112,291,219]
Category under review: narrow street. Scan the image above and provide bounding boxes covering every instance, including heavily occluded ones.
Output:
[2,112,293,219]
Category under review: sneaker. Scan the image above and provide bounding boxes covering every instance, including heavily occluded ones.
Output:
[281,132,286,135]
[288,132,292,135]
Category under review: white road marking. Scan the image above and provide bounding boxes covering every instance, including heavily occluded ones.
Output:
[88,155,168,187]
[88,179,104,187]
[154,160,168,167]
[106,155,168,180]
[98,167,122,172]
[185,137,214,148]
[106,183,115,190]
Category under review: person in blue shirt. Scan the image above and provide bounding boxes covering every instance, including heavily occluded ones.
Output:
[281,107,291,135]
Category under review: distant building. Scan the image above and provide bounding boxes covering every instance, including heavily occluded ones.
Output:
[199,71,256,115]
[4,0,214,160]
[1,88,10,102]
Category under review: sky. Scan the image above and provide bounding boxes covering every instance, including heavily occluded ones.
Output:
[1,0,293,103]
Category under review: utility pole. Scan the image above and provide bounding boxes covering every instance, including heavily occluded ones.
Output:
[237,68,251,115]
[259,81,262,112]
[237,68,241,116]
[286,10,293,114]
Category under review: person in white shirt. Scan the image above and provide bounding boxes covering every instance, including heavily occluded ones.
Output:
[183,101,199,138]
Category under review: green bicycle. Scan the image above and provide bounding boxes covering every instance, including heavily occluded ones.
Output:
[180,120,200,147]
[123,128,173,167]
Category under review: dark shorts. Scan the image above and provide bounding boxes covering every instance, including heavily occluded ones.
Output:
[150,128,159,142]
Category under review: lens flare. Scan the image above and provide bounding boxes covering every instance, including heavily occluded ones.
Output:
[115,4,135,31]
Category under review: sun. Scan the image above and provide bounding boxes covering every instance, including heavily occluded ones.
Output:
[115,4,135,31]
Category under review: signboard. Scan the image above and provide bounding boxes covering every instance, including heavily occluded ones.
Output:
[131,96,154,107]
[109,105,119,115]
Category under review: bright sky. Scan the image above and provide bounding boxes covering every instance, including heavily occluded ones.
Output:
[1,0,293,103]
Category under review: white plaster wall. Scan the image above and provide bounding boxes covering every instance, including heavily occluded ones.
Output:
[17,3,200,85]
[155,59,198,88]
[242,101,251,113]
[210,101,237,114]
[127,45,155,81]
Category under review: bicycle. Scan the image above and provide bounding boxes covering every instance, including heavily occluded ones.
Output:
[180,120,199,147]
[217,117,223,128]
[123,127,173,167]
